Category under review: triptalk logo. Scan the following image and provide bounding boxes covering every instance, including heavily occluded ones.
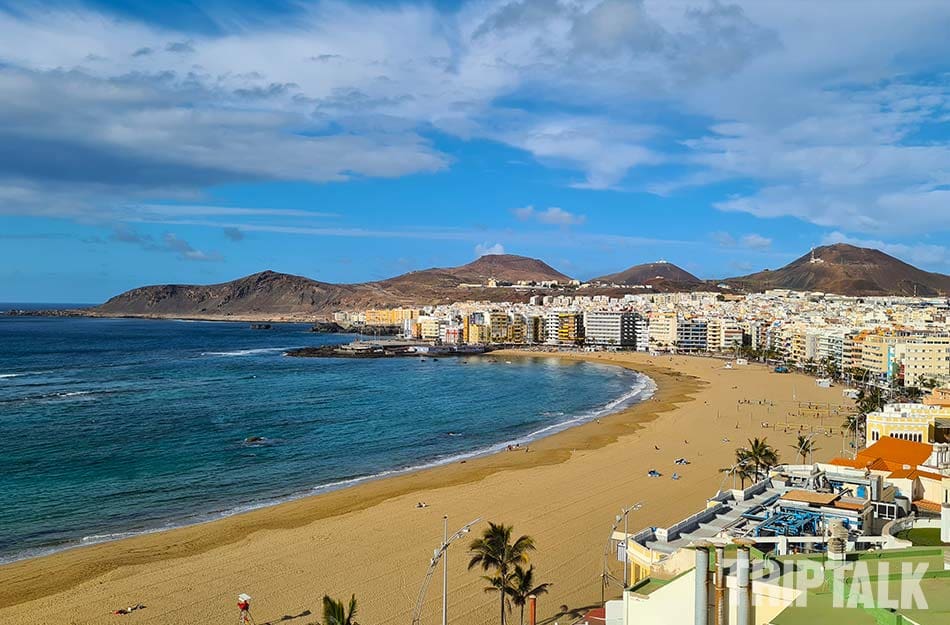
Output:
[724,558,930,610]
[830,561,929,610]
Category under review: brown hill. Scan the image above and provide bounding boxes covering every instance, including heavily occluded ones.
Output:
[378,254,571,290]
[447,254,571,283]
[96,271,359,317]
[592,261,701,286]
[94,255,573,319]
[724,244,950,296]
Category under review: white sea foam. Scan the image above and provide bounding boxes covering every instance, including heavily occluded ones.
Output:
[0,371,41,379]
[0,370,52,380]
[201,347,291,357]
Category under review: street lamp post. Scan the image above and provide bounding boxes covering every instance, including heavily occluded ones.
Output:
[411,516,481,625]
[601,503,643,603]
[442,516,448,625]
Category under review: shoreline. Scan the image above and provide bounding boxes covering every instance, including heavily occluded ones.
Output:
[0,352,679,611]
[0,351,849,624]
[0,357,654,568]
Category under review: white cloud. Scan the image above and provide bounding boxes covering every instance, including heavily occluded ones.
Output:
[161,233,222,262]
[492,115,660,190]
[712,231,771,249]
[475,242,506,256]
[740,233,772,249]
[106,225,222,261]
[513,205,586,225]
[712,231,736,247]
[0,0,949,241]
[133,205,339,219]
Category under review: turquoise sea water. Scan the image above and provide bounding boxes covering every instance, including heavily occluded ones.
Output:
[0,316,653,563]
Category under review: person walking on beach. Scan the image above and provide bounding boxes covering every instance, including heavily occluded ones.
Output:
[238,594,254,625]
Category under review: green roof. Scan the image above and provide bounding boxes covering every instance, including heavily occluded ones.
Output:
[770,549,950,625]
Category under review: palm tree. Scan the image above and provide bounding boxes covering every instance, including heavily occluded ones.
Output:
[469,522,536,625]
[719,461,756,488]
[856,386,884,416]
[320,594,358,625]
[741,437,779,479]
[843,413,866,436]
[792,434,818,464]
[506,565,551,625]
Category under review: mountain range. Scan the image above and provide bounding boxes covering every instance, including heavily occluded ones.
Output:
[723,244,950,297]
[94,244,950,320]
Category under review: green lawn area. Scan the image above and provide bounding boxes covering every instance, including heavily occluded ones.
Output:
[895,528,948,547]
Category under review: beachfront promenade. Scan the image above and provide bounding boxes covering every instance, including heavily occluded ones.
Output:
[0,352,847,625]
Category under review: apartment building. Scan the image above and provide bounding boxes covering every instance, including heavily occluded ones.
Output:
[440,325,462,344]
[466,322,488,344]
[706,318,741,352]
[647,311,676,351]
[584,311,638,348]
[893,335,950,386]
[675,317,707,353]
[487,311,509,343]
[364,308,418,326]
[525,315,545,344]
[634,315,650,352]
[557,312,584,345]
[418,316,442,341]
[507,314,526,344]
[815,330,845,369]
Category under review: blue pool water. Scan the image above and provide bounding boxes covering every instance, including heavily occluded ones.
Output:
[0,316,653,563]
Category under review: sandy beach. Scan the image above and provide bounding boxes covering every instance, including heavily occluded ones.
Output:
[0,352,851,625]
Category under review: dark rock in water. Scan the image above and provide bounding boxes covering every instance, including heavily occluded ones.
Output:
[309,321,402,335]
[309,321,347,333]
[286,345,396,358]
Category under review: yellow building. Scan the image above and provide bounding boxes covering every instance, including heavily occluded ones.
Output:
[857,332,896,378]
[865,388,950,446]
[467,323,489,344]
[364,308,418,326]
[788,330,807,365]
[418,317,442,341]
[894,335,950,387]
[647,312,676,351]
[557,312,584,345]
[488,312,509,343]
[507,315,526,344]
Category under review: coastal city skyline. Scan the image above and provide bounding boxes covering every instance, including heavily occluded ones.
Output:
[3,0,950,302]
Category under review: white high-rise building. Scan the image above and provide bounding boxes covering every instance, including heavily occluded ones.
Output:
[584,311,638,348]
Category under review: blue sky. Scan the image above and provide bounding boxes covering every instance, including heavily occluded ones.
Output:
[2,0,950,302]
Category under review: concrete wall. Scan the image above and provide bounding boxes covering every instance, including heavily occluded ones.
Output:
[624,567,804,625]
[625,570,695,625]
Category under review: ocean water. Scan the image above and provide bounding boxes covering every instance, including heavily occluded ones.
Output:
[0,316,653,563]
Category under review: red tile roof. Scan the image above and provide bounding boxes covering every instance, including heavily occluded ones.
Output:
[829,457,866,469]
[913,499,943,513]
[887,468,918,479]
[857,437,932,467]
